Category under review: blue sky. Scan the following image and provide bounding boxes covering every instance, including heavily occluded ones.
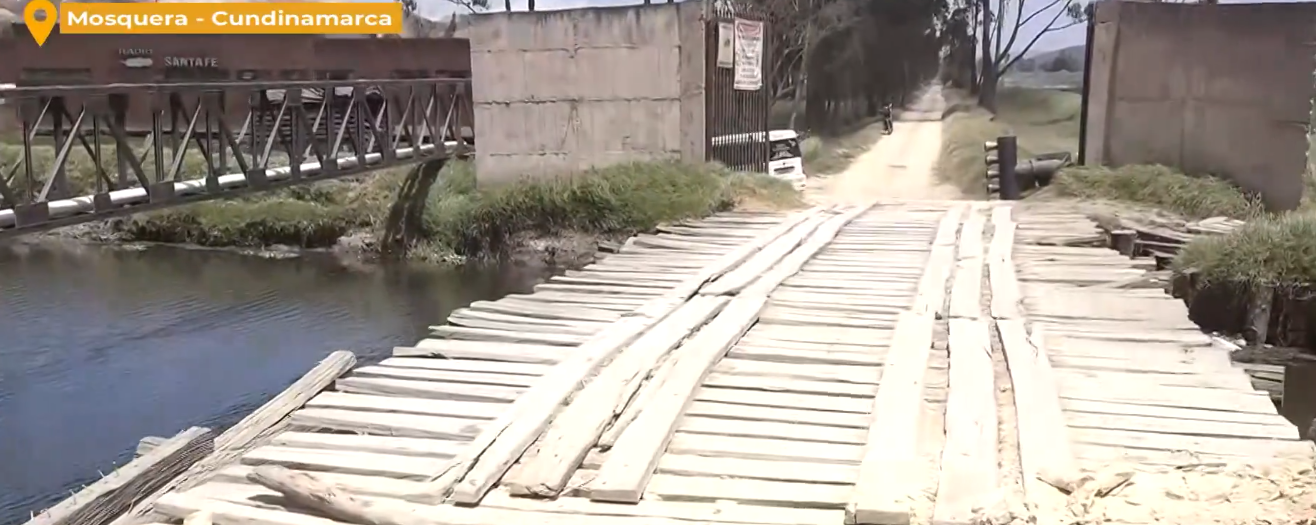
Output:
[409,0,1310,54]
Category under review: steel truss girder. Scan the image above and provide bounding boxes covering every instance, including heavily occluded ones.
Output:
[0,78,473,239]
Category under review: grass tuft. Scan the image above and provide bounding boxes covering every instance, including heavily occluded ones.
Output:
[1174,213,1316,288]
[420,160,800,258]
[1052,164,1267,220]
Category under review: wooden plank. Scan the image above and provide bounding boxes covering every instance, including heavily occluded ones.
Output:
[666,433,863,464]
[932,319,998,525]
[646,474,850,509]
[678,415,869,444]
[697,385,872,413]
[685,399,871,429]
[658,454,859,485]
[25,427,213,525]
[334,376,523,403]
[393,339,569,363]
[377,358,550,377]
[847,312,934,525]
[702,372,878,398]
[208,466,424,498]
[270,432,464,458]
[240,446,451,480]
[465,299,621,323]
[701,215,829,295]
[586,295,767,503]
[349,365,538,388]
[743,206,876,296]
[157,479,845,525]
[288,408,484,440]
[483,485,845,525]
[997,321,1075,517]
[430,325,588,346]
[503,295,730,498]
[438,210,820,506]
[989,206,1021,319]
[1062,410,1298,440]
[114,351,356,524]
[948,212,985,319]
[304,392,500,420]
[913,205,964,314]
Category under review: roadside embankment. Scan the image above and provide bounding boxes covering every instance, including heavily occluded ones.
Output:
[0,143,802,264]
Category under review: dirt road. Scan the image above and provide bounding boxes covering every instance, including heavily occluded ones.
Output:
[805,86,964,206]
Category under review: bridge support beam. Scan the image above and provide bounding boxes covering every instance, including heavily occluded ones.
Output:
[382,159,446,257]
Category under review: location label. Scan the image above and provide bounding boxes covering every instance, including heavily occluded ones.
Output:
[24,0,57,47]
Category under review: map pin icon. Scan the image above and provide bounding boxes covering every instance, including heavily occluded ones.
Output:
[24,0,58,47]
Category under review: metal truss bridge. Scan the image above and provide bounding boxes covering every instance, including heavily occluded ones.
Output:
[0,33,481,239]
[0,77,473,239]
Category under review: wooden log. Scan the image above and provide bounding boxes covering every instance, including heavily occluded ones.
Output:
[997,321,1077,518]
[932,319,999,525]
[846,313,934,525]
[26,427,214,525]
[415,209,821,506]
[246,465,420,525]
[112,351,356,524]
[585,295,769,503]
[503,295,730,498]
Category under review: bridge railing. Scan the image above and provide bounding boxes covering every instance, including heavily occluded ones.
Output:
[0,77,473,237]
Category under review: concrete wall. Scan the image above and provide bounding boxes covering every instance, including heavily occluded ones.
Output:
[1083,1,1316,211]
[467,3,706,186]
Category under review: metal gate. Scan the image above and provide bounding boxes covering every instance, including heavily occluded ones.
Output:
[705,2,771,173]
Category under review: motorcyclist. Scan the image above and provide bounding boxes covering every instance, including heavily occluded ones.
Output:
[881,101,895,134]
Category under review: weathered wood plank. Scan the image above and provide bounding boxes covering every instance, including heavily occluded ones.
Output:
[436,210,819,506]
[997,321,1075,520]
[503,295,729,498]
[114,351,356,524]
[27,427,213,525]
[932,319,998,525]
[846,312,934,525]
[585,295,767,503]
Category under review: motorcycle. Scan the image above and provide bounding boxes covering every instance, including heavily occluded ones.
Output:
[880,105,894,135]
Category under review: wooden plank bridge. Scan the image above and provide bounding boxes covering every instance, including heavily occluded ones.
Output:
[36,201,1313,525]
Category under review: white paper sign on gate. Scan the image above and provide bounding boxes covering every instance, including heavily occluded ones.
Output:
[717,22,734,68]
[732,18,763,91]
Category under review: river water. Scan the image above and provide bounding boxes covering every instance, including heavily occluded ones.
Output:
[0,241,549,524]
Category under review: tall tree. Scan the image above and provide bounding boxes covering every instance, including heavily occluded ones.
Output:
[972,0,1085,110]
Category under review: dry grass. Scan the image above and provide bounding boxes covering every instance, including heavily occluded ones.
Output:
[1175,213,1316,288]
[1052,165,1266,221]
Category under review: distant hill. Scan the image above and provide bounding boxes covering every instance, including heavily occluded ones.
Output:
[1019,44,1086,73]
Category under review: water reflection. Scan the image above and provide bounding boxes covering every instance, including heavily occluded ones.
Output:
[0,241,547,523]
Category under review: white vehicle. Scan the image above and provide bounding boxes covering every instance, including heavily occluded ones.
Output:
[710,129,807,191]
[767,129,806,190]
